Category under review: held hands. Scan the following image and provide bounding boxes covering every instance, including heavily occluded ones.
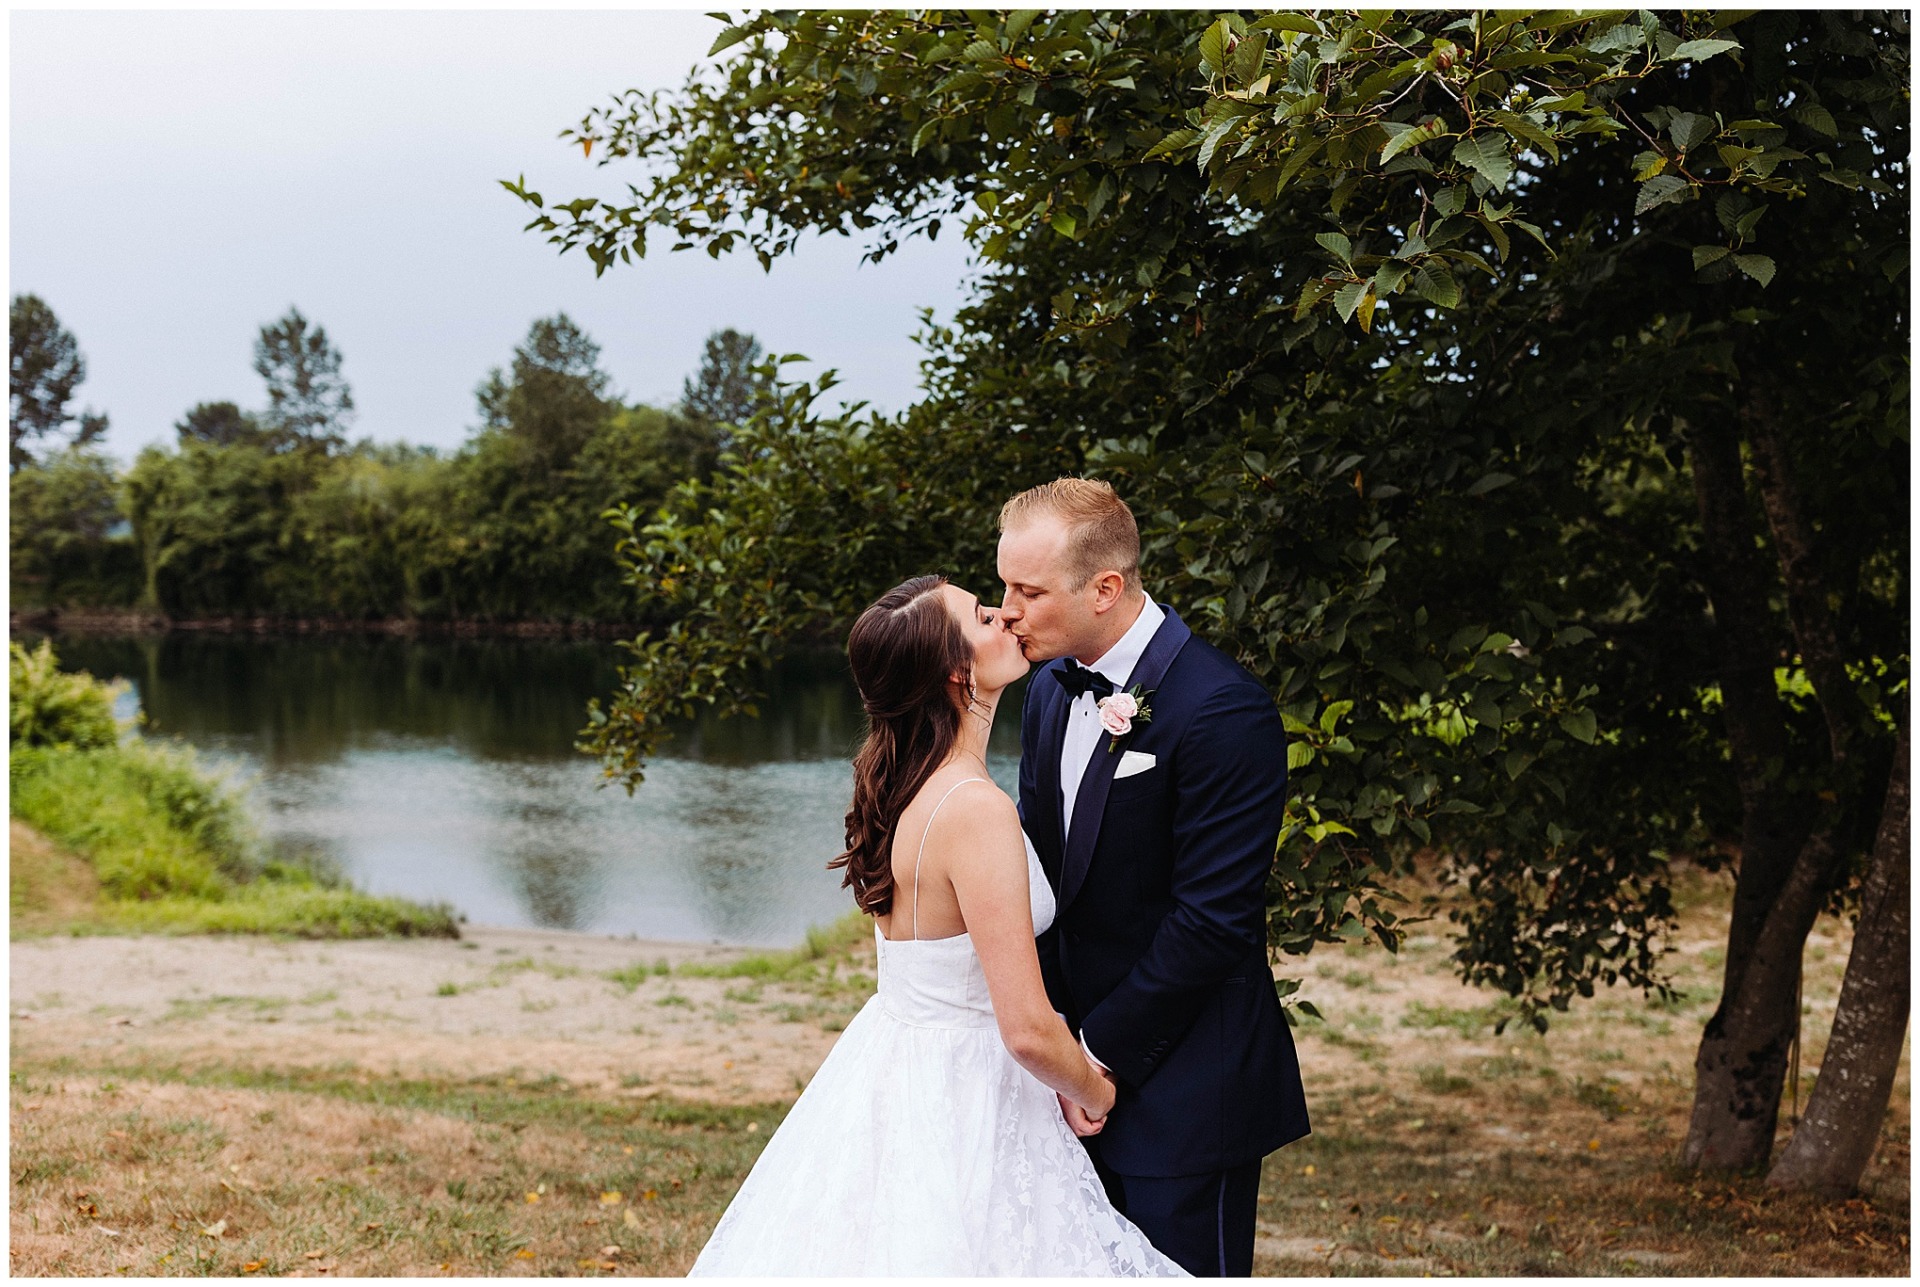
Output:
[1059,1061,1117,1137]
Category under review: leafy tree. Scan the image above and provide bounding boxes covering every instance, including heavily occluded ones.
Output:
[11,294,107,471]
[9,447,140,609]
[176,400,266,448]
[475,313,612,475]
[253,307,353,451]
[515,9,1907,1190]
[681,327,768,428]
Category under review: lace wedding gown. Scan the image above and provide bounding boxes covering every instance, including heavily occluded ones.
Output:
[689,779,1186,1277]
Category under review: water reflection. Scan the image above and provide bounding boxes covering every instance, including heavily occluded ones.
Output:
[26,631,1023,945]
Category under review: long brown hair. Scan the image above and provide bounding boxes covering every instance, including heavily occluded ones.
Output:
[831,574,971,916]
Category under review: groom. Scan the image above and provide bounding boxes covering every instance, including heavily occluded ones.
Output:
[998,478,1309,1277]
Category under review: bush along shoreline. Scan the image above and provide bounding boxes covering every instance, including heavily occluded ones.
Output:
[9,640,459,939]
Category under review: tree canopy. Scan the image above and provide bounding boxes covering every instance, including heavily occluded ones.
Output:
[253,307,354,452]
[513,9,1908,1187]
[11,294,107,472]
[681,327,768,428]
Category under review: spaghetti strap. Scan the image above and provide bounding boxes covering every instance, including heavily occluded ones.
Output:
[909,777,990,941]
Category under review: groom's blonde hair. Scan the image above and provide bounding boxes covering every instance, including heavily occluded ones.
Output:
[998,478,1141,592]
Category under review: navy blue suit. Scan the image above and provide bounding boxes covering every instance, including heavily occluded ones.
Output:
[1019,607,1309,1274]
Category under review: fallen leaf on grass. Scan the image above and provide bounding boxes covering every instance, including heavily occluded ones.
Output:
[525,1192,541,1204]
[599,1191,624,1205]
[363,1222,383,1231]
[97,1227,122,1237]
[599,1245,621,1258]
[242,1261,265,1273]
[201,1220,228,1238]
[642,1188,658,1200]
[622,1209,642,1232]
[514,1249,536,1260]
[304,1250,327,1259]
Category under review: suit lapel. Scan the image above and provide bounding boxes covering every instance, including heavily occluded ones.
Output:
[1033,661,1072,889]
[1056,607,1194,910]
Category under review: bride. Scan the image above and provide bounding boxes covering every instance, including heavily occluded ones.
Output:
[689,574,1186,1276]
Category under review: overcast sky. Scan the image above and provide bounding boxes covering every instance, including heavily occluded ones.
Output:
[10,8,976,463]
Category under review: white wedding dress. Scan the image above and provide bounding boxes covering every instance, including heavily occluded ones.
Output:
[689,779,1186,1277]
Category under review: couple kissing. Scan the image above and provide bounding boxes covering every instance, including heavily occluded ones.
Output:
[691,478,1308,1277]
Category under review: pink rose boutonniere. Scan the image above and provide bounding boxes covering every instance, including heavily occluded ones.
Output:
[1097,685,1154,752]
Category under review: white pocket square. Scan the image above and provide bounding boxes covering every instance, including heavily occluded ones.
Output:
[1114,750,1157,779]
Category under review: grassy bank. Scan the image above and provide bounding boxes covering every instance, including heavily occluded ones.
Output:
[9,641,457,940]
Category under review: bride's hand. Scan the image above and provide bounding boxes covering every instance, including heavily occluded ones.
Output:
[1059,1091,1107,1137]
[1062,1061,1116,1135]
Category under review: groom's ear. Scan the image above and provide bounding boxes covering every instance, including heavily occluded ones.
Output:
[1088,569,1128,612]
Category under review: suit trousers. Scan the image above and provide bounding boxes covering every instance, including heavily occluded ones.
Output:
[1092,1152,1264,1277]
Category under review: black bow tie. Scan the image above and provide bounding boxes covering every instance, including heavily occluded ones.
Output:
[1053,660,1116,701]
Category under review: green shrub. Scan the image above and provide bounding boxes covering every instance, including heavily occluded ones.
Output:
[10,742,255,898]
[11,700,458,939]
[9,640,124,750]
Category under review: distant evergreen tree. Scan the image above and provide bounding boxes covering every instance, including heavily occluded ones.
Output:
[175,400,264,448]
[11,294,107,472]
[680,328,766,428]
[475,313,612,473]
[253,307,353,451]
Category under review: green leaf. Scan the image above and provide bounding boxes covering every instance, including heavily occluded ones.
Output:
[1789,101,1839,138]
[1467,472,1516,496]
[1692,244,1731,270]
[1004,9,1041,42]
[1314,231,1353,263]
[1413,263,1459,308]
[1487,110,1559,162]
[1379,118,1447,164]
[1199,18,1231,75]
[1634,174,1689,215]
[1669,37,1742,62]
[1196,114,1241,168]
[1559,709,1598,744]
[1731,253,1776,286]
[1451,134,1515,191]
[1142,127,1200,161]
[1333,281,1367,323]
[1251,13,1323,36]
[707,24,753,57]
[1667,111,1716,151]
[1319,700,1354,734]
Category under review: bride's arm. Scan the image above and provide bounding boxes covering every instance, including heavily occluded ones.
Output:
[945,786,1115,1119]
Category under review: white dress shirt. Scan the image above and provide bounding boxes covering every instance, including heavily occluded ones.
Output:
[1060,594,1165,840]
[1046,593,1164,1079]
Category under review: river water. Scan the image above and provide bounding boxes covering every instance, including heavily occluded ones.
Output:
[31,632,1024,947]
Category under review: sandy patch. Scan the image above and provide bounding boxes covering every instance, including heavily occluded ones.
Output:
[11,925,858,1103]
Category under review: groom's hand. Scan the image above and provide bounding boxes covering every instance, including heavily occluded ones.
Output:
[1059,1092,1106,1137]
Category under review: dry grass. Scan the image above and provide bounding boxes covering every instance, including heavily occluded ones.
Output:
[9,1063,783,1277]
[10,819,102,935]
[10,864,1909,1277]
[1251,864,1910,1276]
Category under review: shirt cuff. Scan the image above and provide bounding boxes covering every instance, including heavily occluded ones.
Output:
[1080,1033,1110,1073]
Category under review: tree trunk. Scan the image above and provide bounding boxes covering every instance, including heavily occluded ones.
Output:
[1682,418,1816,1171]
[1744,396,1865,765]
[1768,724,1910,1197]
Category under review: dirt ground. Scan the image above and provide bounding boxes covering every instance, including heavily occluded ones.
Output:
[10,925,852,1104]
[11,865,1911,1277]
